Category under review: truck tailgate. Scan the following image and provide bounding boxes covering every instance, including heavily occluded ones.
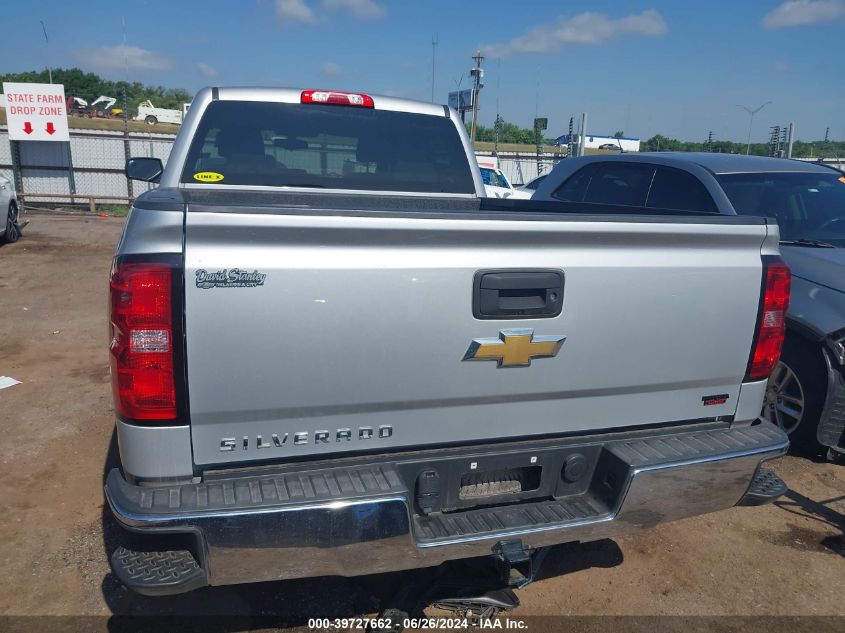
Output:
[184,207,768,467]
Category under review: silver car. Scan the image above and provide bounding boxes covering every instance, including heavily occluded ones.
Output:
[0,174,21,244]
[533,153,845,459]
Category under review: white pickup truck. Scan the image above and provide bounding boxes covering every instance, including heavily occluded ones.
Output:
[108,86,789,599]
[134,100,190,126]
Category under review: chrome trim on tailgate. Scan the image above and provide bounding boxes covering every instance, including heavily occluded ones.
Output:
[106,424,787,586]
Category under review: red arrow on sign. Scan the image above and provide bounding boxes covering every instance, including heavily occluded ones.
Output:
[23,122,33,134]
[46,122,56,135]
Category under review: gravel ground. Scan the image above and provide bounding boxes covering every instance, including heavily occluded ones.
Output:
[0,214,842,630]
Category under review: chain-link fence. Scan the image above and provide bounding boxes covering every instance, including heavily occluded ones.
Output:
[0,126,175,209]
[497,156,565,187]
[1,127,582,210]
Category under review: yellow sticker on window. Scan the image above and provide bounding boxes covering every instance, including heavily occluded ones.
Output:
[193,171,224,183]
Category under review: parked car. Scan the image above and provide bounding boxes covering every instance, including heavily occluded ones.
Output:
[479,166,531,198]
[0,174,20,244]
[107,88,788,596]
[533,153,845,459]
[518,173,548,195]
[598,143,621,150]
[475,155,532,199]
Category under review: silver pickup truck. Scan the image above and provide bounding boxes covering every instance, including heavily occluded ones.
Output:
[107,87,790,596]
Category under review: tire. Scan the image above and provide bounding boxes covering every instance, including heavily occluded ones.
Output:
[3,201,20,244]
[762,336,827,456]
[145,115,158,126]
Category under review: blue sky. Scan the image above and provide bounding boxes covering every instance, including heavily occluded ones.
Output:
[2,0,844,141]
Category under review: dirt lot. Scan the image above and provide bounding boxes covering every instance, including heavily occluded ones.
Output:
[0,214,843,629]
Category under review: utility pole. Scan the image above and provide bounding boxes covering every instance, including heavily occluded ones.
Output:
[122,16,133,199]
[578,112,588,157]
[469,51,484,144]
[494,114,503,154]
[40,21,52,84]
[707,130,714,152]
[824,127,830,142]
[567,117,574,157]
[494,58,501,154]
[737,101,772,155]
[430,35,438,103]
[786,122,795,158]
[534,117,547,175]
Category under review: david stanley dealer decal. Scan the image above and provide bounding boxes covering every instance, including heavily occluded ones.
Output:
[195,269,266,289]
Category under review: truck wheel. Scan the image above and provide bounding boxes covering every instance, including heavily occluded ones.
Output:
[762,337,827,456]
[3,201,20,244]
[145,116,158,126]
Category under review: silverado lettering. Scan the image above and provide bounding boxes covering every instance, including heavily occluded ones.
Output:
[219,425,394,451]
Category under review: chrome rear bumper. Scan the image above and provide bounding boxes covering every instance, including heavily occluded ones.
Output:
[106,423,787,589]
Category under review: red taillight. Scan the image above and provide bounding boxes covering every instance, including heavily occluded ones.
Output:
[746,258,791,381]
[109,261,177,420]
[301,89,374,108]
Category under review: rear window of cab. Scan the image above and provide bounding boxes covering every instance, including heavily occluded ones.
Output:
[181,100,475,194]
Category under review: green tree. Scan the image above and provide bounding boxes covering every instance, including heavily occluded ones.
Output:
[469,119,539,144]
[0,68,193,116]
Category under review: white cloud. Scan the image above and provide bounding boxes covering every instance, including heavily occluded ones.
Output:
[73,44,172,71]
[481,10,667,58]
[275,0,317,24]
[322,0,385,19]
[763,0,845,28]
[196,62,218,78]
[321,61,343,76]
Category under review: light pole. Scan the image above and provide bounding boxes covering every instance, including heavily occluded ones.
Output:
[430,35,437,103]
[737,101,772,155]
[40,21,52,83]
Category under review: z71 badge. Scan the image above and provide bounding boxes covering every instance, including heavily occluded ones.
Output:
[195,269,266,289]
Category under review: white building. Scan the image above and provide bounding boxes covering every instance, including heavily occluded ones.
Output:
[554,133,641,152]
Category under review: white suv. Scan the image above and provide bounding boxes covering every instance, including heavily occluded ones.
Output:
[0,174,20,244]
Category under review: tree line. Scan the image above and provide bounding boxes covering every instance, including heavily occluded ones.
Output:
[0,68,193,116]
[640,134,845,158]
[472,122,843,158]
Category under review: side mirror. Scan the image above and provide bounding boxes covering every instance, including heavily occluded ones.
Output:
[126,157,164,183]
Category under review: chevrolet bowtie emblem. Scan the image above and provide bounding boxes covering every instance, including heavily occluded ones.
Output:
[462,329,566,368]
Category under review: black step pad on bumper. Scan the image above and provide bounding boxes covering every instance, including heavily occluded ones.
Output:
[110,547,208,596]
[416,496,606,543]
[737,467,788,506]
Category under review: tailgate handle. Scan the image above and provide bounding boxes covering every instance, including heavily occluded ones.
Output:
[473,270,564,319]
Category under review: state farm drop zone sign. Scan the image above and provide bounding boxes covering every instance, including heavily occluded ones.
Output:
[7,93,64,116]
[2,82,70,142]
